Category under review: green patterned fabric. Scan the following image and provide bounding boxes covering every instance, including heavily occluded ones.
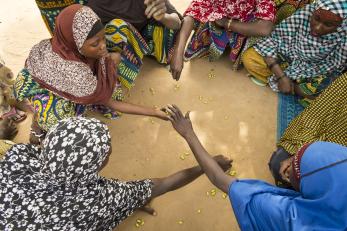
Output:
[35,0,88,34]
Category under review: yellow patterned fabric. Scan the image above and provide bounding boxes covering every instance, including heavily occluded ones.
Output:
[0,140,15,160]
[278,73,347,155]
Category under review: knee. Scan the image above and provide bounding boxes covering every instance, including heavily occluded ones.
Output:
[242,48,256,73]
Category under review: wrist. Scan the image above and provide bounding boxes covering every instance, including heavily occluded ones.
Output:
[183,130,196,140]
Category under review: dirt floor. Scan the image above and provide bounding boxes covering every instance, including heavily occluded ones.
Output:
[0,0,278,230]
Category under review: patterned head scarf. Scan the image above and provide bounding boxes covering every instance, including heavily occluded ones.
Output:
[315,0,347,31]
[26,4,116,105]
[39,117,111,186]
[0,117,152,230]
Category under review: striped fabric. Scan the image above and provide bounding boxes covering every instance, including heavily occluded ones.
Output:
[278,73,347,155]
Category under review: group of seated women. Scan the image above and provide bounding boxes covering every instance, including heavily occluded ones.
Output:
[0,0,346,230]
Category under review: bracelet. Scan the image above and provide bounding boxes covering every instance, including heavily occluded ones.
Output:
[227,19,233,31]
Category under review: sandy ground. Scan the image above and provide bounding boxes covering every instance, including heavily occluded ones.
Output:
[0,0,278,230]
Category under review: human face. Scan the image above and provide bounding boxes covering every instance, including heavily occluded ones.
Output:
[80,29,108,59]
[310,9,343,37]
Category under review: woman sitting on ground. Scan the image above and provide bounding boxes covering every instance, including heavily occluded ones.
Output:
[87,0,182,88]
[242,0,347,107]
[268,72,347,188]
[14,5,171,143]
[0,116,231,230]
[167,105,347,230]
[170,0,276,80]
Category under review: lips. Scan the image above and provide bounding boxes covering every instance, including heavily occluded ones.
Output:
[310,31,319,37]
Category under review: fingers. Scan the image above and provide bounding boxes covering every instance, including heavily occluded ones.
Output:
[145,0,166,19]
[172,104,183,118]
[139,205,157,216]
[185,111,191,120]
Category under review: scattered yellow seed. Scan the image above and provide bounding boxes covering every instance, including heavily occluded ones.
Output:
[135,218,145,228]
[198,96,203,101]
[222,193,228,199]
[174,84,180,91]
[153,105,159,109]
[180,155,186,160]
[177,220,184,225]
[224,116,229,120]
[197,209,202,214]
[229,170,237,176]
[203,101,208,104]
[210,189,217,196]
[184,152,190,156]
[149,88,155,95]
[150,119,155,124]
[206,191,210,196]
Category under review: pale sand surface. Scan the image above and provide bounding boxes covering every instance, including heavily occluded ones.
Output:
[0,1,278,230]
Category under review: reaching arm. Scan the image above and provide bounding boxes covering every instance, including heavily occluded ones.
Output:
[170,16,195,80]
[151,155,232,198]
[104,98,169,120]
[215,19,274,37]
[166,105,235,193]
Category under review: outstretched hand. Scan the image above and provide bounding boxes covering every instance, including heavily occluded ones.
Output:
[213,155,233,172]
[165,104,194,138]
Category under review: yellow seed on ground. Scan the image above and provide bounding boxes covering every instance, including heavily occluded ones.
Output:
[222,193,228,199]
[206,191,210,196]
[150,119,155,124]
[184,152,190,156]
[140,220,145,226]
[135,223,140,228]
[149,88,155,95]
[180,155,186,160]
[203,101,208,104]
[224,116,229,120]
[198,96,203,101]
[197,209,202,214]
[177,220,184,225]
[174,84,180,91]
[153,105,159,109]
[229,170,237,176]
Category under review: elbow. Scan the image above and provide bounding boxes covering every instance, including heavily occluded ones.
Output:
[259,22,274,37]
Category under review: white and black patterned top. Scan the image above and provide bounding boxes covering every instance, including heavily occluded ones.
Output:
[0,117,152,230]
[255,0,347,82]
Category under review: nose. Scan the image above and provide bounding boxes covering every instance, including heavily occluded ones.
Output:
[100,40,107,51]
[314,22,323,33]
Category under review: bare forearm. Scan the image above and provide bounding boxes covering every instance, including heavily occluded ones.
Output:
[175,16,194,56]
[151,165,203,198]
[184,132,234,193]
[159,13,181,30]
[229,20,273,37]
[105,99,157,117]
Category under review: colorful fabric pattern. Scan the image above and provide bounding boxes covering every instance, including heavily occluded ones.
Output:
[35,0,88,35]
[105,19,177,89]
[184,21,247,63]
[14,69,122,132]
[0,117,153,230]
[278,73,347,155]
[242,47,331,107]
[183,0,275,69]
[184,0,276,23]
[255,1,347,81]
